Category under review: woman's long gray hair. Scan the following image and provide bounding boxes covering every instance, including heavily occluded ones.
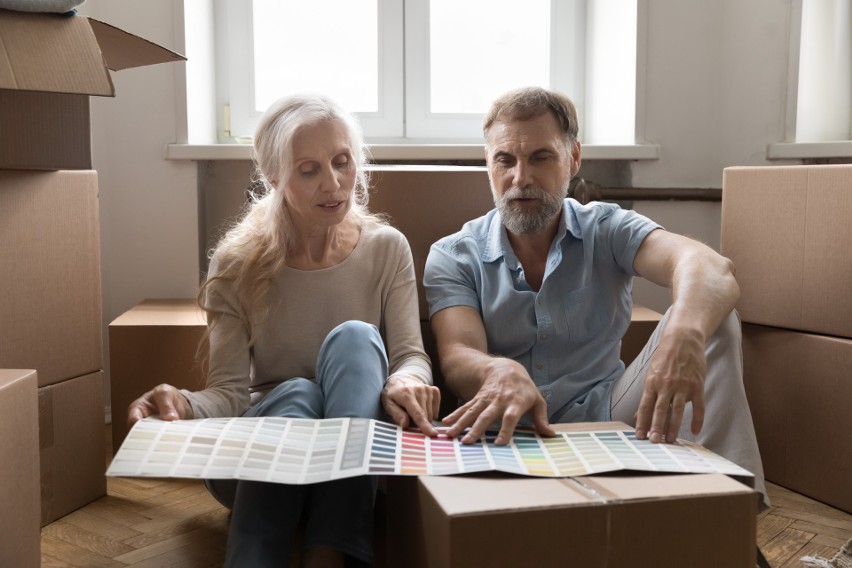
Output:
[197,94,380,349]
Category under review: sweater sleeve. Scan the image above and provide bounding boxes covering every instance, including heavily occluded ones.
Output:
[381,229,433,385]
[181,259,252,418]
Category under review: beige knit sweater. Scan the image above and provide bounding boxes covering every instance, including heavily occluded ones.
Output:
[183,222,432,418]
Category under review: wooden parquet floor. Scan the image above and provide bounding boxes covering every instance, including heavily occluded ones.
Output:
[41,477,229,568]
[40,430,852,567]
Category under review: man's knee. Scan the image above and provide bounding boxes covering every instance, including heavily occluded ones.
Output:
[719,309,741,338]
[708,310,742,356]
[703,310,745,398]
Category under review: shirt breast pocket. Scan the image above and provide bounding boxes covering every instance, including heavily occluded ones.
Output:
[563,285,609,341]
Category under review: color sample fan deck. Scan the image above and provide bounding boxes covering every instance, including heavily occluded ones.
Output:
[107,417,753,484]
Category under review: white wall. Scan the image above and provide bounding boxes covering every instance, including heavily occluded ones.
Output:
[632,0,799,187]
[631,201,724,313]
[80,0,805,408]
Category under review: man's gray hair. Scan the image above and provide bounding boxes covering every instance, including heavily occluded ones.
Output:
[483,86,579,146]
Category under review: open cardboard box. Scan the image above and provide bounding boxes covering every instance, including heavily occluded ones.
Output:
[0,9,185,170]
[385,422,758,568]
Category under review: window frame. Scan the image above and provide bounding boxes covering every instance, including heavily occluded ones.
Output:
[201,0,654,158]
[768,0,852,159]
[402,0,587,141]
[217,0,404,140]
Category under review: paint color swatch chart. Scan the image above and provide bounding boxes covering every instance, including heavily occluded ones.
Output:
[107,417,753,485]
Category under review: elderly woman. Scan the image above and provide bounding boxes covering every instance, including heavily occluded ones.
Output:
[128,94,439,567]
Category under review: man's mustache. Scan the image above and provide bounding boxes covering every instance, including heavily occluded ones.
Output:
[501,186,549,202]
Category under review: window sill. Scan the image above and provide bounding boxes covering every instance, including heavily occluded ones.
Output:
[767,141,852,160]
[165,143,661,162]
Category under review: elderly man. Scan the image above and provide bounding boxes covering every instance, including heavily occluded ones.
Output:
[424,86,767,506]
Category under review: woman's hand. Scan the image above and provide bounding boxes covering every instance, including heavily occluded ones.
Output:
[127,383,194,428]
[381,374,441,436]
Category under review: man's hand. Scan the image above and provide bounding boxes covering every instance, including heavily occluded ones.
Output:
[381,374,441,436]
[634,327,706,444]
[127,383,194,428]
[442,358,555,445]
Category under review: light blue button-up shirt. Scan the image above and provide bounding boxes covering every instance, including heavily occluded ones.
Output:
[424,199,661,423]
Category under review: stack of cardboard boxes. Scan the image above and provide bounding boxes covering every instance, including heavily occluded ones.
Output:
[721,164,852,514]
[0,9,182,564]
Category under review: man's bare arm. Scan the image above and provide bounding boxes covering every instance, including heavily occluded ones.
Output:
[632,229,740,443]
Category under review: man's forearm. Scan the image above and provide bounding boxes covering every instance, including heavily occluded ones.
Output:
[440,344,493,402]
[666,250,740,343]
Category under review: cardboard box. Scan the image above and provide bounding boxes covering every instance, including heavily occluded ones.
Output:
[0,369,41,567]
[386,423,757,568]
[368,167,494,319]
[0,170,103,386]
[0,9,184,170]
[39,370,107,525]
[721,165,852,338]
[742,323,852,513]
[109,299,208,452]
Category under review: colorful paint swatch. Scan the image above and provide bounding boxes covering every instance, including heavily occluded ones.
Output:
[108,417,754,486]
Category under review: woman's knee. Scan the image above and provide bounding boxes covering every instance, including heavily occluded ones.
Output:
[249,378,324,419]
[317,320,387,389]
[321,321,382,352]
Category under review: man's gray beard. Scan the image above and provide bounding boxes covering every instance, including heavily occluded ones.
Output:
[495,182,569,235]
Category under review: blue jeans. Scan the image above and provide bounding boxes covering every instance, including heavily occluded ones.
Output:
[209,321,387,567]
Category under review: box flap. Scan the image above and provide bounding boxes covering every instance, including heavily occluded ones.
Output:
[420,472,755,518]
[0,11,185,96]
[0,10,114,95]
[419,476,597,517]
[552,421,630,433]
[88,18,185,71]
[578,473,753,501]
[109,299,207,327]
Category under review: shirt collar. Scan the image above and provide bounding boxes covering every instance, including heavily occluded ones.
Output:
[481,199,584,264]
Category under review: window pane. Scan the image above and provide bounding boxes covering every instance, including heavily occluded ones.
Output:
[252,0,379,113]
[429,0,550,114]
[796,0,852,141]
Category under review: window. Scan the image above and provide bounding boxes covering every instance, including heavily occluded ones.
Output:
[215,0,639,146]
[767,0,851,159]
[795,0,851,142]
